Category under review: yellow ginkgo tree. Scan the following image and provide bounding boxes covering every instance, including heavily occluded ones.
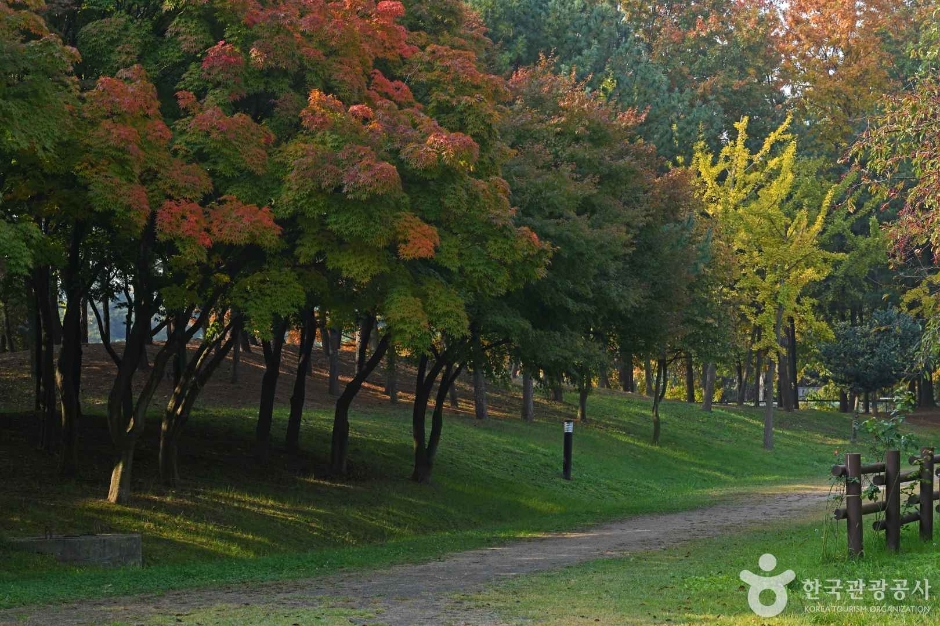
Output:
[693,116,837,449]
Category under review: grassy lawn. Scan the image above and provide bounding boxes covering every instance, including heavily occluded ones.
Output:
[469,515,940,625]
[1,386,936,609]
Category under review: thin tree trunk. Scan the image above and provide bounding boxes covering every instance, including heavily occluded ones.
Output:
[31,291,41,411]
[80,298,88,344]
[286,310,316,453]
[471,327,487,420]
[230,334,240,384]
[789,317,798,409]
[160,320,238,486]
[50,273,62,346]
[327,328,340,396]
[598,364,609,389]
[331,329,389,475]
[551,381,564,402]
[522,370,534,422]
[779,338,793,412]
[920,372,936,407]
[56,225,85,478]
[35,266,57,453]
[385,344,398,403]
[651,357,665,445]
[411,353,464,483]
[839,390,849,412]
[764,357,777,450]
[577,382,589,422]
[619,351,633,392]
[685,354,695,403]
[753,349,763,408]
[101,295,110,343]
[644,360,654,396]
[702,363,716,412]
[448,378,458,408]
[356,316,374,375]
[108,445,135,503]
[2,304,14,352]
[255,317,287,460]
[764,305,784,450]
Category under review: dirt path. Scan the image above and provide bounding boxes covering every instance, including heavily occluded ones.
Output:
[1,484,831,625]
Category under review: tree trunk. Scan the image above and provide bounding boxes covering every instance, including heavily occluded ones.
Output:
[255,317,288,460]
[644,360,654,396]
[619,351,633,392]
[385,344,398,403]
[839,390,849,412]
[448,378,458,408]
[551,382,564,402]
[35,266,57,453]
[753,349,763,408]
[230,334,240,384]
[158,428,180,488]
[1,303,14,352]
[920,372,936,407]
[651,357,666,445]
[107,444,135,504]
[356,316,374,375]
[864,391,871,414]
[161,321,238,487]
[50,273,62,346]
[779,338,793,412]
[56,225,85,478]
[286,310,316,453]
[327,327,340,396]
[789,317,799,409]
[31,292,40,412]
[763,305,784,450]
[80,299,88,344]
[331,331,390,475]
[411,355,463,483]
[851,393,861,443]
[577,383,589,422]
[522,370,534,422]
[685,354,695,403]
[101,295,110,343]
[471,328,488,420]
[763,358,776,450]
[702,363,716,412]
[598,364,609,389]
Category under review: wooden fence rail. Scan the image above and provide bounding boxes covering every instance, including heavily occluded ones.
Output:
[830,447,936,557]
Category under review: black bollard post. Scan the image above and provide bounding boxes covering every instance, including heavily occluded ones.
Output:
[563,420,573,480]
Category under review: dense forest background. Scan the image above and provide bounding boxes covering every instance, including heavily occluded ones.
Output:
[2,0,940,501]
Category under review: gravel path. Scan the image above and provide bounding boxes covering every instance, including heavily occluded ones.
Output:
[1,484,831,625]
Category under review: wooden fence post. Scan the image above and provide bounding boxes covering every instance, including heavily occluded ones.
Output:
[885,449,901,552]
[846,453,863,557]
[921,447,934,542]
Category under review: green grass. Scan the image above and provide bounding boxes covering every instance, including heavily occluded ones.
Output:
[1,389,936,609]
[469,514,940,624]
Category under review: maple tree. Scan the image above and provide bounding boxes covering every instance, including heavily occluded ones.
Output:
[0,0,81,468]
[501,59,697,429]
[780,0,917,157]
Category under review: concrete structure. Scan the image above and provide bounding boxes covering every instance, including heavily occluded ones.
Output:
[9,533,142,568]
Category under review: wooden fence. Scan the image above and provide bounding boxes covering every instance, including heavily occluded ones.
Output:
[831,448,937,557]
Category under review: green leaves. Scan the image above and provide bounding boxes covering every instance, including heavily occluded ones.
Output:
[692,116,836,356]
[821,308,921,395]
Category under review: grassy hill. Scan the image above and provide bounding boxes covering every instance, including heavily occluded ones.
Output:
[1,344,937,608]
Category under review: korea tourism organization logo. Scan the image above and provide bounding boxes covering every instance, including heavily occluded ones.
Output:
[740,553,795,617]
[739,552,933,618]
